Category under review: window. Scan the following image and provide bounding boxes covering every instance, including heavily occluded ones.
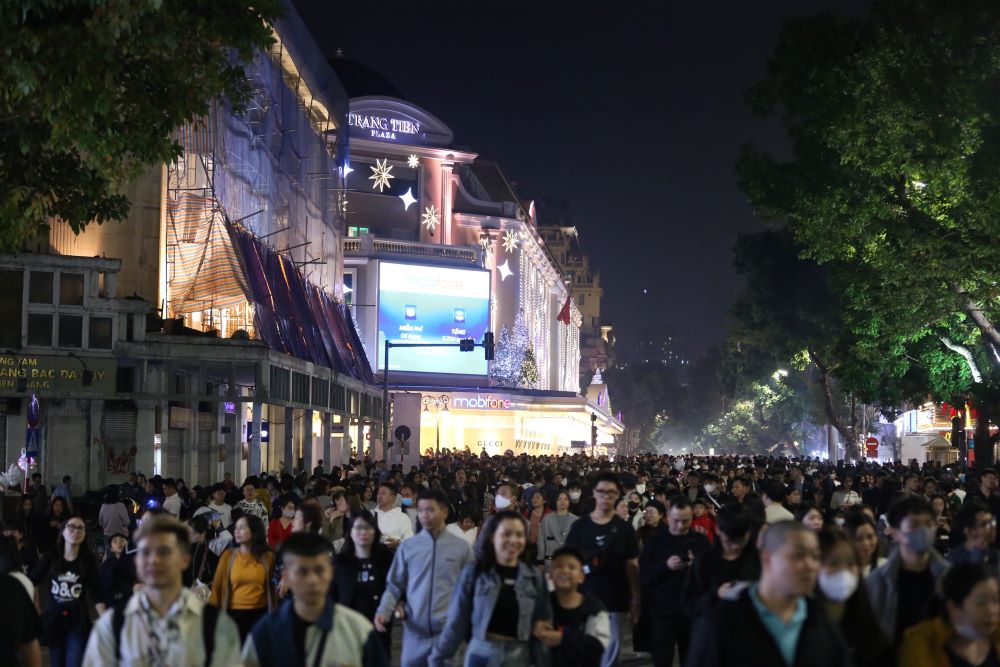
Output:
[29,271,53,304]
[58,315,83,348]
[0,269,23,348]
[97,272,108,298]
[348,226,369,238]
[27,314,52,346]
[60,273,84,305]
[89,317,113,349]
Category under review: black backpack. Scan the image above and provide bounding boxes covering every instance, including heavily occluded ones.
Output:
[111,600,219,664]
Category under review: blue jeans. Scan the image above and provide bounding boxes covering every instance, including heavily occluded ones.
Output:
[464,638,530,667]
[50,625,87,667]
[601,611,627,667]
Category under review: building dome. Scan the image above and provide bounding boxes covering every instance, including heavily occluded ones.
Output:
[327,50,405,99]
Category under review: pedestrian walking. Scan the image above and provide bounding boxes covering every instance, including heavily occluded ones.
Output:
[374,488,473,667]
[82,515,242,666]
[209,514,276,641]
[430,510,552,667]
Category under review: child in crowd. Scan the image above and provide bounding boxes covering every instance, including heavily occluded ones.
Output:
[534,545,611,667]
[691,498,716,544]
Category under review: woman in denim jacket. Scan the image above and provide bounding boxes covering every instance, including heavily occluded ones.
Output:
[431,510,552,667]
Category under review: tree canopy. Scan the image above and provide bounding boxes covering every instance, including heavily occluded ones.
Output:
[0,0,282,252]
[734,0,1000,459]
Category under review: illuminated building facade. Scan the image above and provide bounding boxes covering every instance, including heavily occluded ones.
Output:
[537,223,616,385]
[338,96,622,460]
[0,2,381,489]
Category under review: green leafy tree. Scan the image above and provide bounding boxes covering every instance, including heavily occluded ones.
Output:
[0,0,282,251]
[737,0,1000,460]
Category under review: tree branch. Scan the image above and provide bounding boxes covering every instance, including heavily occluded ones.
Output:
[952,284,1000,353]
[939,336,983,383]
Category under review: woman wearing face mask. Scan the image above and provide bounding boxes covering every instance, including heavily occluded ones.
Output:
[899,562,1000,667]
[816,527,893,667]
[538,491,579,568]
[931,493,954,556]
[492,481,516,515]
[430,511,551,666]
[266,498,297,548]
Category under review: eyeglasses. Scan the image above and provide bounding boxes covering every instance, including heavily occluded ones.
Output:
[976,519,998,529]
[65,524,86,533]
[352,525,375,532]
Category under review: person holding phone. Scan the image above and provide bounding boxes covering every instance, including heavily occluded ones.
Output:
[640,497,710,667]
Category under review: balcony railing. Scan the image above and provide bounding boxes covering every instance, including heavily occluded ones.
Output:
[343,235,479,263]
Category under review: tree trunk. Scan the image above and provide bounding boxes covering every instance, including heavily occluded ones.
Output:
[808,348,852,462]
[975,403,994,468]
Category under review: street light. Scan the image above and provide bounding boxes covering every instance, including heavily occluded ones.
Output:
[423,395,450,454]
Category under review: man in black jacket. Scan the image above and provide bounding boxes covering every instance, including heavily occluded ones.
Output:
[686,520,852,667]
[681,503,760,618]
[639,496,710,667]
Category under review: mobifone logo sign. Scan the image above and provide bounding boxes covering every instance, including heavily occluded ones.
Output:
[450,394,511,410]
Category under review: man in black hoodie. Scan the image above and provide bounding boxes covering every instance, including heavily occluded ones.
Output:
[639,496,710,667]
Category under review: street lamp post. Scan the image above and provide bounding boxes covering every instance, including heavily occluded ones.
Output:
[423,395,450,454]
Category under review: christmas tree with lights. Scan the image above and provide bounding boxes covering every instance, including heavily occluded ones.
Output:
[490,311,538,388]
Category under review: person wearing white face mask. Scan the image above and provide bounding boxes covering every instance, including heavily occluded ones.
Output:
[900,562,1000,667]
[492,481,516,514]
[815,528,892,667]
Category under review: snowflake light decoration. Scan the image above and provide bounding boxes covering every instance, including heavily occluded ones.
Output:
[399,188,417,211]
[421,204,440,232]
[407,154,420,169]
[502,230,520,253]
[368,158,394,192]
[497,260,513,281]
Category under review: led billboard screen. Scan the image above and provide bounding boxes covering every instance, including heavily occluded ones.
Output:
[378,262,490,375]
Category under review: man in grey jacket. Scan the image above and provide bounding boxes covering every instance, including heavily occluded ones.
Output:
[866,494,950,643]
[375,488,473,667]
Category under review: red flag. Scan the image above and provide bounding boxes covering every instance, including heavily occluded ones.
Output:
[557,295,572,325]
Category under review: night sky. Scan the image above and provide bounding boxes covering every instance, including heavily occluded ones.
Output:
[292,0,870,362]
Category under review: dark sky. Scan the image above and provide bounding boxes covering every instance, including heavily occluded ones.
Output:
[292,0,870,361]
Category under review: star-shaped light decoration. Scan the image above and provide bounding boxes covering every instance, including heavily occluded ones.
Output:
[502,229,520,253]
[407,154,420,169]
[399,188,417,211]
[497,260,513,281]
[368,158,394,192]
[421,204,440,232]
[479,235,494,254]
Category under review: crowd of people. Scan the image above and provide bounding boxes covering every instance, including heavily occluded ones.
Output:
[1,451,1000,666]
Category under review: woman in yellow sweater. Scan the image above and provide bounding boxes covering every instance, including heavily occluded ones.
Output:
[899,562,1000,667]
[210,513,275,641]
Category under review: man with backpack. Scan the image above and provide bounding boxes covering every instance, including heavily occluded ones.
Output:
[82,515,242,666]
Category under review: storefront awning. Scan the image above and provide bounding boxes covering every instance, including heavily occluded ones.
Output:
[227,222,374,384]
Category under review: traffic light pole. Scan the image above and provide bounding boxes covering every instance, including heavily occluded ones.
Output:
[381,337,493,458]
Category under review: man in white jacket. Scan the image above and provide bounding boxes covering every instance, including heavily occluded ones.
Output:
[374,482,414,547]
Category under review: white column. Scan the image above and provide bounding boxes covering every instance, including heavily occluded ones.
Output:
[441,160,454,246]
